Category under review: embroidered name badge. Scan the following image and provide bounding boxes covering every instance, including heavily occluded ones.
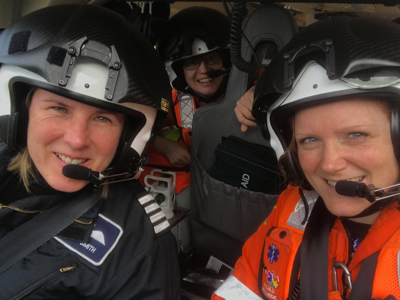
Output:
[55,214,123,266]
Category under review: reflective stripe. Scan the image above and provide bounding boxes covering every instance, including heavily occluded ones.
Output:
[287,190,319,231]
[154,220,170,234]
[179,93,195,129]
[145,203,161,214]
[138,194,153,205]
[214,275,262,300]
[138,194,170,234]
[150,211,167,223]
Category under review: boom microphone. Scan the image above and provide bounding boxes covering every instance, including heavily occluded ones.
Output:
[62,165,101,187]
[335,180,400,203]
[208,68,231,79]
[335,181,371,198]
[62,165,132,188]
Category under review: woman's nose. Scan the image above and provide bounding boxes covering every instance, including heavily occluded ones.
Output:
[198,61,208,73]
[320,142,347,174]
[64,117,90,149]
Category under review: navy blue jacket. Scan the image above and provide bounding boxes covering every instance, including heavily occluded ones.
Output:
[0,144,181,299]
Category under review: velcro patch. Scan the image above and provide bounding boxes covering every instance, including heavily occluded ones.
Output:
[55,214,123,266]
[47,46,67,66]
[8,30,31,54]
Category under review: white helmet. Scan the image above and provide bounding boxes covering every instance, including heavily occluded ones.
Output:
[0,5,171,179]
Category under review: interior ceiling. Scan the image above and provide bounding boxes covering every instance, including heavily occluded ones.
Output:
[170,1,400,26]
[2,0,400,29]
[282,2,400,25]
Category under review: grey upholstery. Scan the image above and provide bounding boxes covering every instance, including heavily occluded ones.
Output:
[190,4,297,266]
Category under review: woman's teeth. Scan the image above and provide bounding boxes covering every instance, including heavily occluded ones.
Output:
[55,153,87,165]
[198,78,213,83]
[327,176,363,187]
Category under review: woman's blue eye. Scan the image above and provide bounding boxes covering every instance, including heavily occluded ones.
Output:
[97,116,111,123]
[300,137,317,144]
[348,132,366,139]
[52,106,66,112]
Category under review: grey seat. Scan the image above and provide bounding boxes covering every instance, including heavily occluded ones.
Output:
[190,4,297,266]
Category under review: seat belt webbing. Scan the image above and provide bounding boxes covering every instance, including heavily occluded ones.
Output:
[300,197,331,300]
[347,250,380,300]
[0,191,100,274]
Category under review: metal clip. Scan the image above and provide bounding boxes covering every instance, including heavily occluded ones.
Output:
[333,258,353,291]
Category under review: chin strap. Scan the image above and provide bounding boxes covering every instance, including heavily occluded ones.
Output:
[343,195,399,220]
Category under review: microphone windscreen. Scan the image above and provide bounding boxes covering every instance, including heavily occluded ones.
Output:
[62,165,92,181]
[335,181,367,198]
[208,69,229,78]
[207,70,222,78]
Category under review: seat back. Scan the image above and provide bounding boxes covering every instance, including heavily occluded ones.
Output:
[190,4,297,266]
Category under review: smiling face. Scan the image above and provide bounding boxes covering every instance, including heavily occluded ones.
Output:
[294,98,399,218]
[27,89,125,193]
[183,52,224,98]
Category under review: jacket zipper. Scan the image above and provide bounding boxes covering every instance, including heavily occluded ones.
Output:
[15,265,77,300]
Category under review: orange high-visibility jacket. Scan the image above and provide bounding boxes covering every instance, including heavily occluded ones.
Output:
[139,89,202,193]
[171,89,202,151]
[213,185,400,300]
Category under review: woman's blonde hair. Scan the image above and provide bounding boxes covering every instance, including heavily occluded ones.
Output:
[7,88,109,198]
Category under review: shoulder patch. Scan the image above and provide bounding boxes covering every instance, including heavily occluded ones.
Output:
[138,193,170,234]
[55,214,123,266]
[287,190,319,231]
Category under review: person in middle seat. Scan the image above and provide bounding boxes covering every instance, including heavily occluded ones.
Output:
[139,7,232,196]
[156,6,231,166]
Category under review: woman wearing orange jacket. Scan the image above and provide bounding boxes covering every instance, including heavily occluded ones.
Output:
[213,16,400,300]
[139,7,231,194]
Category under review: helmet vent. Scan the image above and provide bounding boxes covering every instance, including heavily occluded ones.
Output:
[8,30,31,54]
[47,46,67,67]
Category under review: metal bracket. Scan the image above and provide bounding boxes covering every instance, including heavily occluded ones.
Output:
[58,36,121,101]
[283,39,336,89]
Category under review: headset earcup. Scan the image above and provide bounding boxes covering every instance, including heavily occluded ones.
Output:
[391,108,400,162]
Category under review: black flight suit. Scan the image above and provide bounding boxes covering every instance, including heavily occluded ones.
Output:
[0,144,181,299]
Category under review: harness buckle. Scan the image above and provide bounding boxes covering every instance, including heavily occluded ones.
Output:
[333,257,353,291]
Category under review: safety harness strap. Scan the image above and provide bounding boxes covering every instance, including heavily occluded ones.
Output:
[287,246,301,299]
[348,250,380,300]
[296,197,381,300]
[257,239,268,300]
[0,187,100,274]
[300,197,331,300]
